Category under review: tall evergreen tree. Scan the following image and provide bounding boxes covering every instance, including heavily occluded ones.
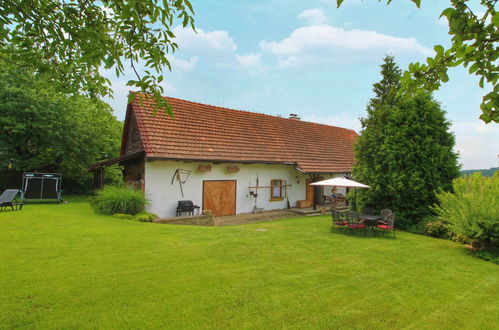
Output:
[353,55,460,229]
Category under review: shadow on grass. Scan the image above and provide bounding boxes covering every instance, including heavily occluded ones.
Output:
[330,227,397,239]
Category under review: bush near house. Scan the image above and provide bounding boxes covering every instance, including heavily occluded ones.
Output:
[91,185,146,215]
[112,211,156,222]
[433,172,499,251]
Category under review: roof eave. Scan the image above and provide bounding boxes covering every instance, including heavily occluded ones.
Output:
[145,155,297,166]
[88,151,145,171]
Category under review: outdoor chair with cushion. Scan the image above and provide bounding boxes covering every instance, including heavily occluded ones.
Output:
[380,209,392,222]
[362,206,376,215]
[376,212,395,238]
[346,211,366,235]
[331,209,348,231]
[0,189,23,211]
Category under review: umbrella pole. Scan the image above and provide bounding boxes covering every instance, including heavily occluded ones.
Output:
[313,190,317,211]
[354,188,357,212]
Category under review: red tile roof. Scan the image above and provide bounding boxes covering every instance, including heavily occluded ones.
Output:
[128,93,358,173]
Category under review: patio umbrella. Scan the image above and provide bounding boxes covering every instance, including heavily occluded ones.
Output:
[310,177,370,211]
[310,177,370,188]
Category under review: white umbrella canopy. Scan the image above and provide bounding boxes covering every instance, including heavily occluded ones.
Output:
[310,177,370,188]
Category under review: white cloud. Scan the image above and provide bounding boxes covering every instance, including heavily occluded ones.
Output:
[173,27,237,53]
[451,121,499,170]
[236,53,262,68]
[260,24,432,67]
[298,8,329,25]
[302,113,362,133]
[172,26,263,71]
[166,55,198,72]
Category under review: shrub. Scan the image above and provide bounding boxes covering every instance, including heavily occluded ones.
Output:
[112,213,135,220]
[433,172,499,251]
[92,185,146,215]
[111,211,156,222]
[136,214,155,222]
[424,220,450,239]
[473,250,499,265]
[407,216,451,239]
[407,216,433,234]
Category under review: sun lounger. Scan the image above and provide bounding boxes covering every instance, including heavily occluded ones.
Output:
[0,189,23,211]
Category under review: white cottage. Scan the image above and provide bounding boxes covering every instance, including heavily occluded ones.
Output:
[91,93,358,218]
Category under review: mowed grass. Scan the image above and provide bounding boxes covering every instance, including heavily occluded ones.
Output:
[0,198,498,329]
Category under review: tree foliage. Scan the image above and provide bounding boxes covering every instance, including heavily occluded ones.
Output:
[353,55,460,229]
[0,0,195,114]
[434,172,499,250]
[0,58,122,193]
[337,0,499,123]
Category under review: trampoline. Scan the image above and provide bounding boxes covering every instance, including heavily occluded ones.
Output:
[21,172,63,202]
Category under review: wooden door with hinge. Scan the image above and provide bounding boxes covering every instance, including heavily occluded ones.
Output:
[306,177,324,205]
[306,179,314,205]
[203,180,236,216]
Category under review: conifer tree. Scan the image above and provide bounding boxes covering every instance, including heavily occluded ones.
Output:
[353,55,460,229]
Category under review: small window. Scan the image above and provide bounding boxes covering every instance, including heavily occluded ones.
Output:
[270,180,286,200]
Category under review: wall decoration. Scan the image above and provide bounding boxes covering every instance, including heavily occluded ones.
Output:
[197,164,212,173]
[226,165,240,173]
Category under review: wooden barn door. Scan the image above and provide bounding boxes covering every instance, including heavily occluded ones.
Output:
[306,177,324,205]
[203,180,236,216]
[306,179,314,205]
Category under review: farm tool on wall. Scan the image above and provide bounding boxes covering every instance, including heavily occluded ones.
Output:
[171,169,191,197]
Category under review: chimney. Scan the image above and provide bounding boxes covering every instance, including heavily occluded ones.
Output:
[289,113,300,120]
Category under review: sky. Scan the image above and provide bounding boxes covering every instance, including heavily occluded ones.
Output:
[103,0,499,170]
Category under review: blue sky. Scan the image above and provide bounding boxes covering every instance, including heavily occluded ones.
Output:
[104,0,498,170]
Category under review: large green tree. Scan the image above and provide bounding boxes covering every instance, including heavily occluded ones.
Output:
[337,0,499,123]
[353,55,460,229]
[0,59,122,193]
[0,0,195,114]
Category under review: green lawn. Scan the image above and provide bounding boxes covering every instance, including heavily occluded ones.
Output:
[1,198,498,329]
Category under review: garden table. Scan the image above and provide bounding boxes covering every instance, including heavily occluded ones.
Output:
[359,214,382,223]
[359,214,382,234]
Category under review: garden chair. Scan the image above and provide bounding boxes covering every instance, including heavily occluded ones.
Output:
[380,209,392,221]
[0,189,23,211]
[346,211,366,235]
[376,212,395,238]
[362,206,376,215]
[331,209,348,231]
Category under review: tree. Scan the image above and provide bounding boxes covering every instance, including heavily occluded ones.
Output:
[353,55,460,229]
[0,59,122,193]
[337,0,499,123]
[0,1,195,114]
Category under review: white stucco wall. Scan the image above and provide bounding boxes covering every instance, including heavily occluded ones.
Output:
[144,160,346,218]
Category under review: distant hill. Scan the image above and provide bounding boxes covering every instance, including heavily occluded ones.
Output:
[461,167,498,177]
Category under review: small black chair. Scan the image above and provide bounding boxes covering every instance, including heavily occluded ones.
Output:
[380,209,392,223]
[176,200,200,216]
[362,206,376,215]
[346,211,366,235]
[0,189,23,211]
[376,212,396,238]
[331,209,348,231]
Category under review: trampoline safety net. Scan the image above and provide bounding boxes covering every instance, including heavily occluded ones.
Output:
[21,173,62,202]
